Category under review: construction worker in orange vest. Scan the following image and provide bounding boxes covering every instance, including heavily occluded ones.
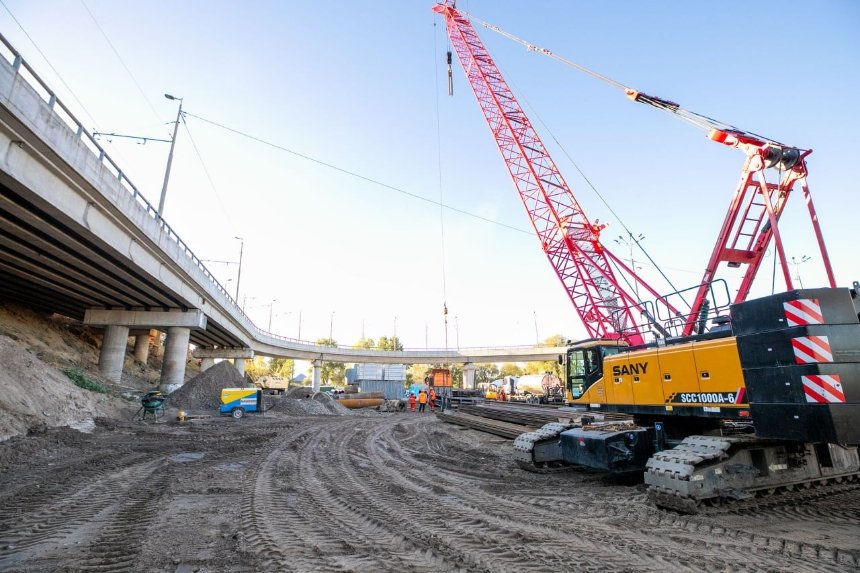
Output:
[417,389,428,413]
[408,392,417,412]
[428,387,437,411]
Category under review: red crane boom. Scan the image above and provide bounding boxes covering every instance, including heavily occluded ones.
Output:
[435,2,837,341]
[434,3,673,345]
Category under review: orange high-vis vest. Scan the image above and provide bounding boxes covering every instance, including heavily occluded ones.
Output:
[418,391,427,404]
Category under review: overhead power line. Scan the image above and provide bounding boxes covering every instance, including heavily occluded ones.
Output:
[182,111,533,236]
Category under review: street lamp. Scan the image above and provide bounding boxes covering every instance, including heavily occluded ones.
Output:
[329,311,335,340]
[234,236,244,301]
[791,255,811,288]
[455,315,460,350]
[298,309,302,340]
[533,310,540,344]
[268,299,277,331]
[614,232,645,297]
[157,94,183,219]
[393,316,397,350]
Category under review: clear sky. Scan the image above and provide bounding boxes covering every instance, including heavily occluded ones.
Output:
[2,1,858,349]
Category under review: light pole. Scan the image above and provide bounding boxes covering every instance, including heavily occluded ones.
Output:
[157,94,183,219]
[393,316,397,350]
[455,316,460,350]
[298,310,302,340]
[614,232,645,298]
[234,236,244,302]
[268,299,277,331]
[329,311,335,340]
[425,321,428,350]
[791,255,811,288]
[533,310,540,344]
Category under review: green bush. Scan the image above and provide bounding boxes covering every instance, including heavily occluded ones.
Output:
[63,367,109,394]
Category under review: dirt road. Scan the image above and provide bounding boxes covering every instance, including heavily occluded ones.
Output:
[0,412,857,572]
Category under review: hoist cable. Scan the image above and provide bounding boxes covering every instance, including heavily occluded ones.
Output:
[461,8,789,147]
[434,16,450,364]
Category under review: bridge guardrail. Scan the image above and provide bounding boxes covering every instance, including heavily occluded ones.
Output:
[0,34,260,331]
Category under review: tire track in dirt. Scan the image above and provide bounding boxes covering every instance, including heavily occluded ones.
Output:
[0,456,164,571]
[240,425,351,571]
[243,420,457,571]
[365,416,855,572]
[370,418,704,567]
[73,463,173,572]
[359,418,701,572]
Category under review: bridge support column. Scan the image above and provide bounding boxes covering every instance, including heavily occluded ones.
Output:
[98,325,129,383]
[192,347,254,381]
[312,359,321,392]
[462,362,476,389]
[84,309,207,390]
[133,332,150,363]
[161,326,191,389]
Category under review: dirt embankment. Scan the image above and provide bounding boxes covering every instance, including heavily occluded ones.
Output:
[0,303,191,441]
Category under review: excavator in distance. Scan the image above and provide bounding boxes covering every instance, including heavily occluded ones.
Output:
[433,2,860,511]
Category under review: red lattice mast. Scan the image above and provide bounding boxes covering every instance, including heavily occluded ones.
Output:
[434,3,665,344]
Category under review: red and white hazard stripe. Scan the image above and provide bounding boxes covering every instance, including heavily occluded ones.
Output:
[792,336,833,364]
[802,374,846,403]
[784,298,824,326]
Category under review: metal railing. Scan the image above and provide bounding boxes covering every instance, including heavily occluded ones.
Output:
[0,33,257,329]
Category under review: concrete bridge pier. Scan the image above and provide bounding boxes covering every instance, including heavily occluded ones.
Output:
[132,331,150,363]
[98,325,129,382]
[312,359,321,392]
[85,309,206,388]
[161,326,191,388]
[192,347,254,381]
[462,362,476,389]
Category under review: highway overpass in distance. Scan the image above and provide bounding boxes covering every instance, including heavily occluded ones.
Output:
[0,33,570,389]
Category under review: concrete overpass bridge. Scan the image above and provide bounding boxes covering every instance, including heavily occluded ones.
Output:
[0,34,567,390]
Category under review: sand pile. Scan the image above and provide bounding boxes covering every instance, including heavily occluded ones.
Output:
[166,361,245,413]
[0,335,116,441]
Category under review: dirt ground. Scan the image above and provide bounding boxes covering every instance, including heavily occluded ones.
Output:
[0,303,859,572]
[0,412,857,573]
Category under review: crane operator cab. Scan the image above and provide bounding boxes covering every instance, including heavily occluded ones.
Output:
[561,340,625,401]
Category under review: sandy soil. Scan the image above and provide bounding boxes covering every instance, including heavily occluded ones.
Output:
[0,412,857,572]
[0,302,858,572]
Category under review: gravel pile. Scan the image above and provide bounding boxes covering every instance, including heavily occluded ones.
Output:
[267,390,354,417]
[313,392,353,415]
[166,362,245,413]
[270,397,335,416]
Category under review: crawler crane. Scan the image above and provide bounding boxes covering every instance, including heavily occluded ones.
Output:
[433,2,859,511]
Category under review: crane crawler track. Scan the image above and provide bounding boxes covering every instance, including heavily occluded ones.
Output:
[646,435,860,514]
